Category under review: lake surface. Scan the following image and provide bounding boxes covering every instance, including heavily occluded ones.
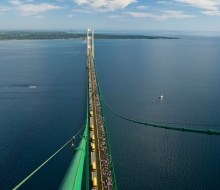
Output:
[0,36,220,189]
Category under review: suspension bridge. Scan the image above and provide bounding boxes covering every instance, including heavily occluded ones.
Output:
[12,28,220,190]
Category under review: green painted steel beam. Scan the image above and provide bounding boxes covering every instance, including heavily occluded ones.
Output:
[59,126,88,190]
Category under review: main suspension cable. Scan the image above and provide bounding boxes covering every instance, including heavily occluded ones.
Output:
[93,61,220,136]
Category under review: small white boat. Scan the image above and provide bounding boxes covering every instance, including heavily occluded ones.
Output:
[159,94,164,99]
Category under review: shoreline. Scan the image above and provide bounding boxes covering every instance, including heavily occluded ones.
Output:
[0,31,179,40]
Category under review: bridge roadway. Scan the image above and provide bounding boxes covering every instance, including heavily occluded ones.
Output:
[88,49,114,190]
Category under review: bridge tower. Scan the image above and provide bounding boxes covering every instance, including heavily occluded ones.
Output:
[87,28,94,59]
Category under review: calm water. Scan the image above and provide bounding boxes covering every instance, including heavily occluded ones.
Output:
[0,36,220,189]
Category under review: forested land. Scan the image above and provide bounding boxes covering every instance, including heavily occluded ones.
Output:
[0,31,178,40]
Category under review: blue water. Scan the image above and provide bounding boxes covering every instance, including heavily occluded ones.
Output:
[0,40,87,189]
[0,36,220,189]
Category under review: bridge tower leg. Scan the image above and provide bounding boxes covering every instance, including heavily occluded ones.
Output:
[92,29,94,59]
[87,28,94,59]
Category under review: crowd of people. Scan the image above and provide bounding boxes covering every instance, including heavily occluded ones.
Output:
[92,65,114,190]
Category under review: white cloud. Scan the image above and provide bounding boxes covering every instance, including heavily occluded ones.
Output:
[174,0,220,11]
[8,0,22,6]
[74,0,90,5]
[157,1,174,5]
[174,0,220,16]
[202,10,220,16]
[7,0,63,16]
[72,9,94,13]
[125,10,195,20]
[160,10,183,14]
[109,14,124,18]
[125,12,154,18]
[17,3,62,16]
[137,6,149,10]
[73,0,137,12]
[67,14,74,17]
[0,5,13,12]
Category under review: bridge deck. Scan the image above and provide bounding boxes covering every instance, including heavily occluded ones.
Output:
[88,49,113,189]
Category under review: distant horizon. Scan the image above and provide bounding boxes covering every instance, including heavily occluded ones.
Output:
[1,29,220,37]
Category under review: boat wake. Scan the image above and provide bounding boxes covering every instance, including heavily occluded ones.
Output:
[29,86,36,89]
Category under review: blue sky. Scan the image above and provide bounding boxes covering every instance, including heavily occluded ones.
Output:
[0,0,220,32]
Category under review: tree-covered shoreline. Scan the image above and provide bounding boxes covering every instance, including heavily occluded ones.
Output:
[0,31,179,40]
